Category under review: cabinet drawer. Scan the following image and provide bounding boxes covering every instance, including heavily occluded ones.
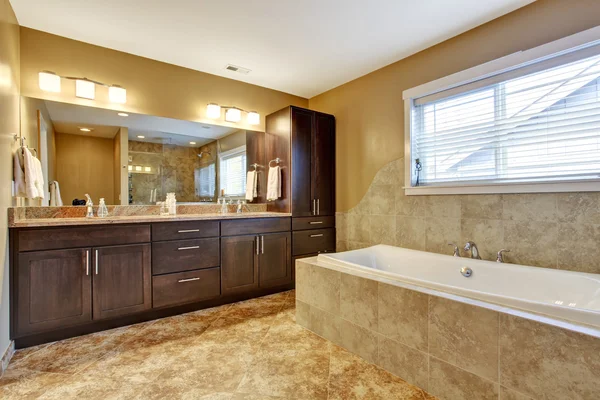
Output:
[152,221,219,242]
[292,216,335,231]
[292,228,336,256]
[152,267,221,309]
[152,238,220,275]
[221,217,291,236]
[17,224,150,252]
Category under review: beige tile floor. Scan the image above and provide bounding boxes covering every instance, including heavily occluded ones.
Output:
[0,291,436,400]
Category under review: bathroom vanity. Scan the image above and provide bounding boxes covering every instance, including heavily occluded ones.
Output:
[9,214,301,347]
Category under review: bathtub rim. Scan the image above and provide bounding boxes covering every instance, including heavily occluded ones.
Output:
[301,252,600,339]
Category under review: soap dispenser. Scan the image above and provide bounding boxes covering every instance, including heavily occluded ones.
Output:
[98,198,109,218]
[85,194,94,218]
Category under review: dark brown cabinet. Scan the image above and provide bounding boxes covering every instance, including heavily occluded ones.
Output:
[313,113,335,216]
[259,232,292,288]
[221,235,259,295]
[17,248,92,335]
[92,244,152,320]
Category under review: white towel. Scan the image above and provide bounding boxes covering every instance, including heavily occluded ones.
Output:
[50,181,63,206]
[266,166,281,201]
[22,148,40,199]
[13,150,26,197]
[245,170,257,201]
[32,156,45,200]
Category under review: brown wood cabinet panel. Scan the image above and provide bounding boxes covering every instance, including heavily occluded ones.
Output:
[292,228,336,256]
[220,217,291,236]
[292,216,335,231]
[246,130,266,204]
[151,221,219,242]
[17,224,151,252]
[259,232,292,288]
[265,107,291,213]
[152,267,221,309]
[152,238,219,275]
[92,244,151,320]
[313,113,336,216]
[17,248,92,335]
[221,235,259,295]
[291,107,315,217]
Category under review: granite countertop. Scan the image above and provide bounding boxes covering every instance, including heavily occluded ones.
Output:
[10,212,292,228]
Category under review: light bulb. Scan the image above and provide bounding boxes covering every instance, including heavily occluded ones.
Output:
[39,71,61,93]
[109,85,127,103]
[75,79,95,99]
[206,103,221,119]
[225,108,242,123]
[247,111,260,125]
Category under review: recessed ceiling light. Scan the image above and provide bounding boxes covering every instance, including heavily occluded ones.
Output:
[189,141,196,145]
[79,127,92,132]
[117,112,129,117]
[137,135,145,139]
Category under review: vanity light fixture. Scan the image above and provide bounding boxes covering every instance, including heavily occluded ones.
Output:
[38,71,127,104]
[79,127,92,132]
[207,103,260,125]
[247,111,260,125]
[225,107,242,123]
[117,112,129,117]
[75,79,95,100]
[206,103,221,119]
[38,71,61,93]
[137,135,145,139]
[109,85,127,104]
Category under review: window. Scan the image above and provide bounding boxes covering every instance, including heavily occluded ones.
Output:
[405,33,600,195]
[195,163,215,198]
[219,146,247,197]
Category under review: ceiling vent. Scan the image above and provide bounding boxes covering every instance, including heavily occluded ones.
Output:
[225,64,251,75]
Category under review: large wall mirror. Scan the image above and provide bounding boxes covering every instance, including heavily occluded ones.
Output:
[20,97,265,206]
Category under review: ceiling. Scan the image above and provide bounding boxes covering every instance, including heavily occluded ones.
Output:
[44,99,238,145]
[11,0,534,98]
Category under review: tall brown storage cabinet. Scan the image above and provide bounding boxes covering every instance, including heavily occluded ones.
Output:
[266,106,336,265]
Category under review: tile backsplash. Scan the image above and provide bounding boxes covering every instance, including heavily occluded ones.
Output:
[336,158,600,274]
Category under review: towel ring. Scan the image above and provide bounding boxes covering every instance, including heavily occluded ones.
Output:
[269,158,281,168]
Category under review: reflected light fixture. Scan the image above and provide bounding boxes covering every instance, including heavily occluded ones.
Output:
[39,71,61,93]
[225,107,242,123]
[117,112,129,117]
[109,85,127,104]
[137,135,145,139]
[144,166,152,172]
[206,103,221,119]
[79,127,92,132]
[247,111,260,125]
[189,141,197,145]
[135,166,142,171]
[75,79,95,100]
[128,165,133,171]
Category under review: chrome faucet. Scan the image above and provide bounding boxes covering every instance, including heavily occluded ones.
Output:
[464,241,481,260]
[237,200,250,214]
[496,249,510,263]
[447,243,461,257]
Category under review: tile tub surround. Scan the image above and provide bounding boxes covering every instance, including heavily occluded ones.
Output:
[0,291,436,400]
[336,157,600,274]
[296,259,600,400]
[8,204,278,227]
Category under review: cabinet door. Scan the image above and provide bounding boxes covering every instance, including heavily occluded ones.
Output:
[313,113,335,216]
[259,232,292,288]
[92,244,151,320]
[17,248,92,335]
[291,107,315,217]
[221,235,259,295]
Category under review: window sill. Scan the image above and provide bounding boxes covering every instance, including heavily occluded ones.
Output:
[404,180,600,196]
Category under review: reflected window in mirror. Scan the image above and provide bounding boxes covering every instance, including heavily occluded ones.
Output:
[219,145,247,197]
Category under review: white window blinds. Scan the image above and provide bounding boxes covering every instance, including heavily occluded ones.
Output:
[219,146,247,197]
[195,163,215,197]
[411,49,600,188]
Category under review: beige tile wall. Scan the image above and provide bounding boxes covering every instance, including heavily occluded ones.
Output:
[336,157,600,274]
[295,260,600,400]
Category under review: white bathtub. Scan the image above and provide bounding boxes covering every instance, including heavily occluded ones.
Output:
[317,245,600,331]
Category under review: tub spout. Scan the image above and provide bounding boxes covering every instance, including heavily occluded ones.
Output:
[464,241,481,260]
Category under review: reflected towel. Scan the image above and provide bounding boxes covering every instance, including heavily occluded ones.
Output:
[13,150,26,197]
[32,155,45,200]
[266,166,281,201]
[246,170,257,201]
[22,148,40,199]
[50,181,63,206]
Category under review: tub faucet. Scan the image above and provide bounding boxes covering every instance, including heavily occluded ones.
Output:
[464,241,481,260]
[496,249,510,263]
[447,243,461,257]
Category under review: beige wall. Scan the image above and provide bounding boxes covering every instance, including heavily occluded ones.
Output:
[19,28,308,132]
[55,132,116,204]
[0,0,19,360]
[308,0,600,212]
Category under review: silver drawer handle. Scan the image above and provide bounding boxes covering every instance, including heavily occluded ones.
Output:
[95,249,99,275]
[310,234,324,238]
[178,229,200,233]
[85,250,90,276]
[309,221,323,225]
[178,246,200,251]
[178,277,200,283]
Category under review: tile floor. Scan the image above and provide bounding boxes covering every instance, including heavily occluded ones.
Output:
[0,290,436,399]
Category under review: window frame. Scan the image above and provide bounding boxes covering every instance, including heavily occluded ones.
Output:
[403,26,600,196]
